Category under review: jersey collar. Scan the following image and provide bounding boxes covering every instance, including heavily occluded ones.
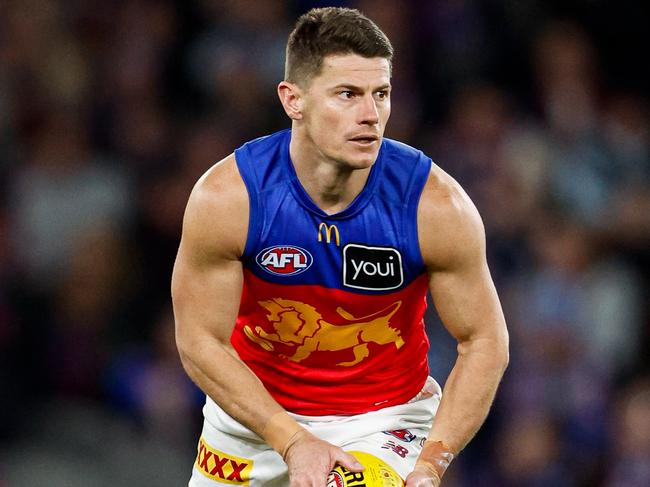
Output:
[283,130,384,220]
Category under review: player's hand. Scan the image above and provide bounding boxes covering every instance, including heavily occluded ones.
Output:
[283,430,364,486]
[405,464,442,487]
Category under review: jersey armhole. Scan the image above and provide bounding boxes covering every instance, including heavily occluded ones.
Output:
[234,147,262,261]
[405,155,433,273]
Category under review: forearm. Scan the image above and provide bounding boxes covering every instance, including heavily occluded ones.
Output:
[427,336,508,453]
[178,334,304,453]
[406,336,507,485]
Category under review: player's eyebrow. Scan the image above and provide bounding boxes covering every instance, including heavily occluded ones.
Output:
[332,83,392,92]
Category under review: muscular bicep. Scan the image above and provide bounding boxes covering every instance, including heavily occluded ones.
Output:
[172,240,244,345]
[418,169,507,346]
[428,253,505,345]
[172,155,249,349]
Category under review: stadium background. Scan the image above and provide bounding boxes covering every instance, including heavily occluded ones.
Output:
[0,0,649,485]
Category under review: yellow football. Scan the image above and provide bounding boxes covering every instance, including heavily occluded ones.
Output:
[327,451,404,487]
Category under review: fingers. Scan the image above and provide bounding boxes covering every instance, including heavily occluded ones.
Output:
[285,435,358,486]
[287,455,332,487]
[332,449,364,472]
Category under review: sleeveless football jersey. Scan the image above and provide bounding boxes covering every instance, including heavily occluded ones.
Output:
[231,129,432,415]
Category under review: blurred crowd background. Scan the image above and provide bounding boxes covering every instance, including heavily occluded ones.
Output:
[1,0,649,486]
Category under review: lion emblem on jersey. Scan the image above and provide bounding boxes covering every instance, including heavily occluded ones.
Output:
[243,299,404,366]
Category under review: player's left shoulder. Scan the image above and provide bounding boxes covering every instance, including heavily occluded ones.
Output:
[419,163,481,223]
[382,136,422,156]
[417,163,486,269]
[381,137,429,170]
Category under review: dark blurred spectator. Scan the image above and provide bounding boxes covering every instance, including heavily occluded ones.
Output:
[601,93,650,249]
[106,308,203,450]
[45,226,134,400]
[533,21,620,230]
[602,93,650,185]
[96,0,180,173]
[0,0,93,133]
[0,202,20,438]
[502,212,643,484]
[8,110,133,291]
[512,213,643,378]
[604,376,650,487]
[492,413,574,487]
[185,0,289,137]
[421,0,492,91]
[427,83,533,282]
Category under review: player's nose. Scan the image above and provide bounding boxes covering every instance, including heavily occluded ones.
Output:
[358,94,379,125]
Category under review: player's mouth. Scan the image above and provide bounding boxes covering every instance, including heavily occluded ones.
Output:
[348,134,380,146]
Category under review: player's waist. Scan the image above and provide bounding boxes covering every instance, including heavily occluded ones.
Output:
[202,378,440,444]
[288,376,441,422]
[240,354,430,415]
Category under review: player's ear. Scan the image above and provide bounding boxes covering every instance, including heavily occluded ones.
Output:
[278,81,304,120]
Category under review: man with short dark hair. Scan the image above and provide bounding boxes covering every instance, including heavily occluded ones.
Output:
[173,7,508,486]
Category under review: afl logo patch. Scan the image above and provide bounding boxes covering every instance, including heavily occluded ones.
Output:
[256,246,313,276]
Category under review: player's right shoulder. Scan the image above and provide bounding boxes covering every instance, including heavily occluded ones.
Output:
[190,153,247,210]
[182,153,249,259]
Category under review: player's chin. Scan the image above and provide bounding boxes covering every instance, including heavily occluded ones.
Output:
[343,148,379,169]
[345,157,376,170]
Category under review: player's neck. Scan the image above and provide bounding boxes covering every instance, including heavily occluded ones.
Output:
[289,136,372,215]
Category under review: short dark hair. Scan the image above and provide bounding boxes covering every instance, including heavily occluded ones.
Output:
[285,7,393,87]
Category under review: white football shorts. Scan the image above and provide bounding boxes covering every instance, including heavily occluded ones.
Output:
[188,377,441,486]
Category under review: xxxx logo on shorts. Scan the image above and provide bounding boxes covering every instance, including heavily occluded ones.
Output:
[196,437,253,485]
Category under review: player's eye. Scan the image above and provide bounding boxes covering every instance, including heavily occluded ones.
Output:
[375,90,389,100]
[338,90,354,99]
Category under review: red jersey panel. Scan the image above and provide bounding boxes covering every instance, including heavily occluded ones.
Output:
[231,271,430,415]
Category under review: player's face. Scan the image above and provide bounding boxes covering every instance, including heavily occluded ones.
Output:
[301,54,391,169]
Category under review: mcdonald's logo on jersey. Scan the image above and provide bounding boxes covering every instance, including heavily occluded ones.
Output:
[318,223,340,246]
